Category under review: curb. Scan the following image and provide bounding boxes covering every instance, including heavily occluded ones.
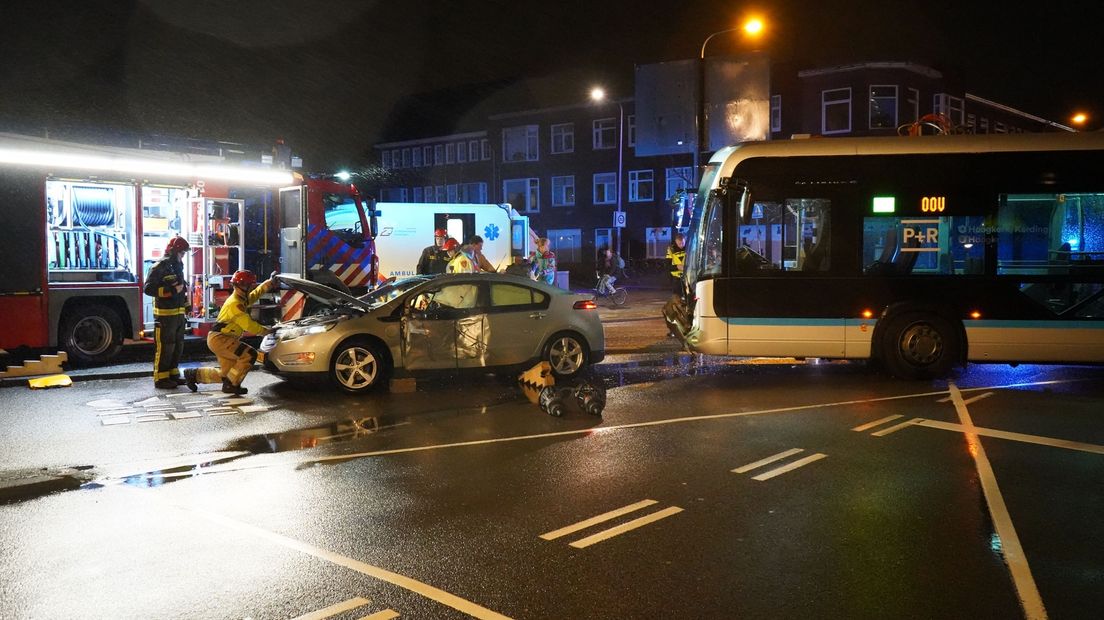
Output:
[0,468,93,505]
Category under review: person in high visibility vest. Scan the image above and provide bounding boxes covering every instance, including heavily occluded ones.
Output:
[184,270,275,395]
[145,236,191,389]
[445,238,477,274]
[666,232,686,295]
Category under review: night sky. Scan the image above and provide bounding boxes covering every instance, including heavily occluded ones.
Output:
[2,0,1101,170]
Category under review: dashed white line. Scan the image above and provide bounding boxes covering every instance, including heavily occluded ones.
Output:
[850,414,904,432]
[539,500,658,540]
[568,506,684,549]
[731,448,804,474]
[750,453,828,481]
[360,610,400,620]
[292,597,371,620]
[870,418,924,437]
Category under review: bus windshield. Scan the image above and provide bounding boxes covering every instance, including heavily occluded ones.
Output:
[685,162,727,290]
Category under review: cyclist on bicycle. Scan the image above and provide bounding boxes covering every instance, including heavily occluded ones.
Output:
[597,247,625,296]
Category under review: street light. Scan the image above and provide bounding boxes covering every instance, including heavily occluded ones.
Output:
[696,18,766,184]
[590,87,624,257]
[1071,112,1088,128]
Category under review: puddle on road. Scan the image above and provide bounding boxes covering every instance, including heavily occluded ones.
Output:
[227,416,413,455]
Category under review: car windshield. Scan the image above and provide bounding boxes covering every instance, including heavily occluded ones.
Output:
[357,275,433,306]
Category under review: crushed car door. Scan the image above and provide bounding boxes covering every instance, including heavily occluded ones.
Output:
[401,282,482,370]
[483,282,549,366]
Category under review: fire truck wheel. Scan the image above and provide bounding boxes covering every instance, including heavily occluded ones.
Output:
[61,304,123,365]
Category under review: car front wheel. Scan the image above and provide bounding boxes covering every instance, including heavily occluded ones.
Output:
[330,340,389,394]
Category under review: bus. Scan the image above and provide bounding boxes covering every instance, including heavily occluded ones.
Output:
[669,132,1104,379]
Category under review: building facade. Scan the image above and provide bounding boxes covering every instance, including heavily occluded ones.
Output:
[372,60,1070,276]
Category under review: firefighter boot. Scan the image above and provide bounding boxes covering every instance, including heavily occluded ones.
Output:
[222,378,248,395]
[155,378,179,389]
[184,369,198,393]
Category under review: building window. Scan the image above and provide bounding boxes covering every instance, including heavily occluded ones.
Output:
[822,88,851,134]
[481,139,491,160]
[593,172,617,205]
[629,170,654,202]
[594,228,613,258]
[966,114,977,133]
[551,123,574,154]
[504,178,540,213]
[551,176,576,207]
[423,186,434,203]
[547,228,582,264]
[459,182,487,203]
[934,93,965,126]
[906,88,920,123]
[413,187,423,202]
[593,118,618,149]
[994,121,1007,133]
[646,227,673,259]
[869,85,898,129]
[469,140,480,162]
[391,149,401,168]
[412,147,423,167]
[423,146,433,166]
[979,118,990,133]
[446,143,456,164]
[627,115,636,147]
[381,187,407,202]
[770,95,782,132]
[381,150,392,169]
[665,167,692,199]
[456,141,468,163]
[434,144,444,165]
[502,125,539,162]
[401,148,411,168]
[436,186,446,203]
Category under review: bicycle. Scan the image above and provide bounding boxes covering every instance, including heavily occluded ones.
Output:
[593,272,628,307]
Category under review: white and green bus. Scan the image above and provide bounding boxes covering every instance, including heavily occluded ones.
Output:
[672,132,1104,379]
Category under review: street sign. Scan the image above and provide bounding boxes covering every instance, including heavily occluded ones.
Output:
[613,211,627,228]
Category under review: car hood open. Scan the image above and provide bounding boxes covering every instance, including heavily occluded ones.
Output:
[275,275,372,312]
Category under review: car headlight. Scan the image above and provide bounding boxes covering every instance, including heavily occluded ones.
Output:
[277,319,342,341]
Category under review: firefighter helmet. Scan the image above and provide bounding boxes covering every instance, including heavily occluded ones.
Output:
[231,270,258,289]
[443,238,460,252]
[165,236,190,255]
[434,228,447,238]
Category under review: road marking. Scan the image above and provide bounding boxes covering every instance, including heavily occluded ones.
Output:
[731,448,804,474]
[292,597,371,620]
[917,420,1104,455]
[850,414,903,432]
[948,382,1047,620]
[360,611,400,620]
[539,499,658,540]
[125,377,1081,483]
[937,391,993,405]
[567,506,684,549]
[178,504,512,620]
[750,453,828,481]
[870,418,924,437]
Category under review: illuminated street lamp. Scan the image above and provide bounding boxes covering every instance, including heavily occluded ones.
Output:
[590,87,624,256]
[1071,112,1088,127]
[696,17,766,183]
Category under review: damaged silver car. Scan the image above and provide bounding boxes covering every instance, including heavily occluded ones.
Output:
[261,274,605,393]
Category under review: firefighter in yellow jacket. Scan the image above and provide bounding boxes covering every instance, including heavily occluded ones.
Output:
[185,270,274,395]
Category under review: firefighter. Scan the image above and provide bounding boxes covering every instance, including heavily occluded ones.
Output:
[445,238,477,273]
[184,270,275,395]
[417,228,449,275]
[146,236,190,389]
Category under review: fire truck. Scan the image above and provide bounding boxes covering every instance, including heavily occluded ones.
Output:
[0,133,379,365]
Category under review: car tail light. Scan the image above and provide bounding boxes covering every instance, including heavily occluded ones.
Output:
[573,299,597,310]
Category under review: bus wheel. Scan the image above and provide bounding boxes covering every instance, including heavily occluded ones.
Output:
[61,304,123,365]
[880,312,959,380]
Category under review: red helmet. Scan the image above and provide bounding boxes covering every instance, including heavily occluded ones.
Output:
[165,236,190,255]
[231,270,258,288]
[443,238,460,252]
[434,229,447,238]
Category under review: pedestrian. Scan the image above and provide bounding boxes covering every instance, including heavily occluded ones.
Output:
[667,232,687,295]
[184,270,275,395]
[417,228,449,275]
[530,237,557,286]
[597,247,624,296]
[144,236,190,389]
[467,235,497,272]
[445,238,477,273]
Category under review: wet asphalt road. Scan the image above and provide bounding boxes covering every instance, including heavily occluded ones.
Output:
[1,356,1103,619]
